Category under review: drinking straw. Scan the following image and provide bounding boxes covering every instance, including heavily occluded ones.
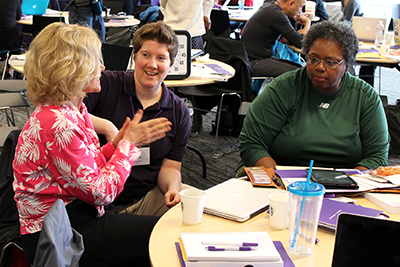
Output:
[291,159,314,249]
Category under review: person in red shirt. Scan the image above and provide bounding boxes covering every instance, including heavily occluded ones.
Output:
[13,22,171,266]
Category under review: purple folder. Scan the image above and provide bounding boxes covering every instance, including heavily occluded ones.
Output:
[319,198,384,229]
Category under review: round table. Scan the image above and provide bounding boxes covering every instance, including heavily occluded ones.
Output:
[149,195,400,267]
[10,58,235,88]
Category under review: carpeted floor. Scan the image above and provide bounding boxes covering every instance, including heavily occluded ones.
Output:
[2,97,400,191]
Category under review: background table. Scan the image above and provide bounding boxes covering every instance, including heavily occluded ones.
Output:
[9,57,235,88]
[18,10,140,28]
[149,193,400,267]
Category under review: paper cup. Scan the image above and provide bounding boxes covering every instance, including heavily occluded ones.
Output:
[386,32,394,45]
[305,1,316,20]
[180,189,207,225]
[268,192,289,230]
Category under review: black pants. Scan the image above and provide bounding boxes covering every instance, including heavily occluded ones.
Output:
[251,57,302,77]
[22,200,160,267]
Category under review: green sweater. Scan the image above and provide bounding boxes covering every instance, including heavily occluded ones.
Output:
[240,67,389,170]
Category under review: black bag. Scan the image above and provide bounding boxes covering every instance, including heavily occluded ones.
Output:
[385,104,400,154]
[210,105,244,137]
[0,130,22,254]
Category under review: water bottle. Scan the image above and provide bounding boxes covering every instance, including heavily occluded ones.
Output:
[375,21,384,46]
[238,0,245,11]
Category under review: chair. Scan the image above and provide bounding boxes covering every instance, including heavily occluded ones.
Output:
[32,15,65,37]
[0,242,31,267]
[0,49,24,80]
[0,92,30,127]
[0,130,28,267]
[103,0,124,15]
[178,37,255,157]
[102,43,133,71]
[209,10,231,38]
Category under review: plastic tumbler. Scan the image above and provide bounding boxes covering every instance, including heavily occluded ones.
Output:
[288,181,325,256]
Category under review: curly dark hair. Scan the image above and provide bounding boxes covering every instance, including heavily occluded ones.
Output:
[302,21,359,67]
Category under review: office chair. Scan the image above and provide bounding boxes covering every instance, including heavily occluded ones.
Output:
[102,43,133,71]
[178,37,255,157]
[32,15,66,38]
[103,0,124,15]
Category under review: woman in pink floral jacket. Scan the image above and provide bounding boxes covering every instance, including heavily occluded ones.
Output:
[12,22,171,266]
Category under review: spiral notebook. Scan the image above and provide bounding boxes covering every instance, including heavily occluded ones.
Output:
[180,232,282,263]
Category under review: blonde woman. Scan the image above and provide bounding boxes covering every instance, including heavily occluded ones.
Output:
[13,22,171,266]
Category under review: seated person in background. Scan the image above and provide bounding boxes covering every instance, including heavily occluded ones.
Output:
[241,0,311,78]
[310,0,329,21]
[13,22,171,266]
[340,0,362,22]
[236,21,389,177]
[84,21,191,216]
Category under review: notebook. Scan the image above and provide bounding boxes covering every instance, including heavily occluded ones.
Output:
[180,232,281,263]
[352,17,387,42]
[203,178,278,222]
[331,213,400,267]
[21,0,50,15]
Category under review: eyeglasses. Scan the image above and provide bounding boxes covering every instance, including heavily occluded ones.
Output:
[306,56,345,69]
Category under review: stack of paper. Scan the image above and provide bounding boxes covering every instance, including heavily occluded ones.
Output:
[365,193,400,214]
[177,232,283,267]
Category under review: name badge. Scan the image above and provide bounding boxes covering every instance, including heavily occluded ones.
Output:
[134,147,150,166]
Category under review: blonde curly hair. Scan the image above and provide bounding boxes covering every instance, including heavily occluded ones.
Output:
[25,22,102,105]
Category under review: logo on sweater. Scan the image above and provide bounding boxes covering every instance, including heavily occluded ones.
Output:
[319,102,330,109]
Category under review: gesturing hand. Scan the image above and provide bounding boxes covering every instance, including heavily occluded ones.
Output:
[113,110,172,148]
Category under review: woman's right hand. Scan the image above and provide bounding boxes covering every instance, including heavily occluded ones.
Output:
[113,109,172,148]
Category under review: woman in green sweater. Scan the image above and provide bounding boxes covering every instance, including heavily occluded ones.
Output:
[237,21,389,176]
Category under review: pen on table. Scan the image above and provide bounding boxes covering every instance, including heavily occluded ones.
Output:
[206,246,258,251]
[201,241,258,247]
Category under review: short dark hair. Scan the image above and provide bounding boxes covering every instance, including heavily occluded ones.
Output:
[302,21,359,67]
[133,21,179,65]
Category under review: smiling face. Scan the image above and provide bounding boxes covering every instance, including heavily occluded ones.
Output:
[306,38,348,93]
[134,39,171,92]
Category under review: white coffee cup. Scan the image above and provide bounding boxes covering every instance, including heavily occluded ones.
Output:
[268,192,289,230]
[180,189,207,225]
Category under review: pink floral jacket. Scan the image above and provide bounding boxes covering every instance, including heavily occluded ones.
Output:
[13,103,140,235]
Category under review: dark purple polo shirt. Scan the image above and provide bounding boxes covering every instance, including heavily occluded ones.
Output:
[84,70,191,204]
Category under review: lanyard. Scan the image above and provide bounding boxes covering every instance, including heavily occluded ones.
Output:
[275,1,282,11]
[129,96,163,119]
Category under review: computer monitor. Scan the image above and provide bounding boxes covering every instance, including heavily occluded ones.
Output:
[21,0,50,15]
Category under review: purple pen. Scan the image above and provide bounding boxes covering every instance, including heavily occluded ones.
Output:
[201,241,258,247]
[206,246,258,251]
